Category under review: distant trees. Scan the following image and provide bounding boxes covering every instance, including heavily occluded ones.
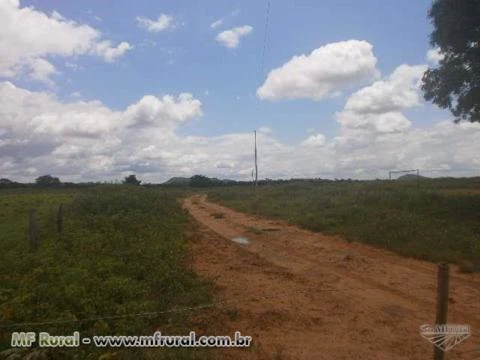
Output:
[189,175,229,187]
[422,0,480,123]
[189,175,215,188]
[35,175,61,187]
[0,178,22,189]
[123,174,141,186]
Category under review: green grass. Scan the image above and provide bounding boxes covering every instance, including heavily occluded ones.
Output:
[207,179,480,269]
[0,187,213,359]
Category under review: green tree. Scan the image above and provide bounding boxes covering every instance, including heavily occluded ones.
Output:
[0,178,16,189]
[189,175,224,187]
[189,175,212,188]
[123,174,141,185]
[35,175,61,187]
[422,0,480,123]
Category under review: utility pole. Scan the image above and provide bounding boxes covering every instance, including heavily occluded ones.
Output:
[433,262,449,360]
[254,130,258,188]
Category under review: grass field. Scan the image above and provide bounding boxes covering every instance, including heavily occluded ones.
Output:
[207,179,480,271]
[0,187,212,359]
[1,178,479,358]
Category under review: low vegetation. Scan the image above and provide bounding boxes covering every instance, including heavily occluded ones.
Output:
[0,187,211,359]
[207,179,480,271]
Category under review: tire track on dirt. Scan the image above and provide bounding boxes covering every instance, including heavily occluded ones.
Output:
[187,195,480,317]
[184,194,480,360]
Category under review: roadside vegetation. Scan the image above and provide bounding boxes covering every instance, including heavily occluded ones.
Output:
[0,187,212,359]
[207,178,480,271]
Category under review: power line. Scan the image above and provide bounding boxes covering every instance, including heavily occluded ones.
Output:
[252,0,271,185]
[260,0,271,78]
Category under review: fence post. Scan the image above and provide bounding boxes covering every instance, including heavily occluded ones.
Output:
[28,209,38,251]
[57,203,63,234]
[433,262,449,360]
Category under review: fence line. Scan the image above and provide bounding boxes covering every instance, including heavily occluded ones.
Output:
[0,282,463,330]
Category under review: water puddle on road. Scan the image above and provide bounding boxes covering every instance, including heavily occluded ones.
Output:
[231,236,250,245]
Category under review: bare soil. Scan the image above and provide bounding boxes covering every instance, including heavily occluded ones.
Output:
[183,195,480,360]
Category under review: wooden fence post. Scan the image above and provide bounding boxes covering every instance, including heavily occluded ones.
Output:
[57,203,63,234]
[28,209,38,251]
[433,262,449,360]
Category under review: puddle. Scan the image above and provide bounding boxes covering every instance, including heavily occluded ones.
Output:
[231,236,250,245]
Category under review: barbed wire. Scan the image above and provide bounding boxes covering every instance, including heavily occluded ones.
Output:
[1,283,477,330]
[0,304,217,330]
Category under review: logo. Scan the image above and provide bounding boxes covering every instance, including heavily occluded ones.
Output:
[419,324,471,352]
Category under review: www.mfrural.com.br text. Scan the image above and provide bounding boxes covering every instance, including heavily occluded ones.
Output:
[11,331,252,348]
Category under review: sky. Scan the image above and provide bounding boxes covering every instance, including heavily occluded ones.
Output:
[1,0,479,183]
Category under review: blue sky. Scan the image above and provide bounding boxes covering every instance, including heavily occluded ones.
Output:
[22,0,437,141]
[1,0,479,182]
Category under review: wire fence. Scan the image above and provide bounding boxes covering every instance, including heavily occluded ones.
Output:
[0,283,477,330]
[1,282,479,357]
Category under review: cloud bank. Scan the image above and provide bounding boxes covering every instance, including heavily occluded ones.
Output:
[2,67,480,183]
[1,19,479,183]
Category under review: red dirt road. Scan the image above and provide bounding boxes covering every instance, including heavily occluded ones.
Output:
[183,195,480,360]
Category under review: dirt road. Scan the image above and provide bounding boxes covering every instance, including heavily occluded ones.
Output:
[183,194,480,360]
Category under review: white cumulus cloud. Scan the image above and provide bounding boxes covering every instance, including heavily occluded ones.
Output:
[337,111,412,133]
[301,134,326,147]
[344,64,427,114]
[0,0,132,84]
[216,25,253,48]
[0,81,203,181]
[93,41,133,63]
[257,40,379,101]
[210,19,223,29]
[136,14,175,33]
[28,58,58,85]
[336,64,428,134]
[124,93,203,128]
